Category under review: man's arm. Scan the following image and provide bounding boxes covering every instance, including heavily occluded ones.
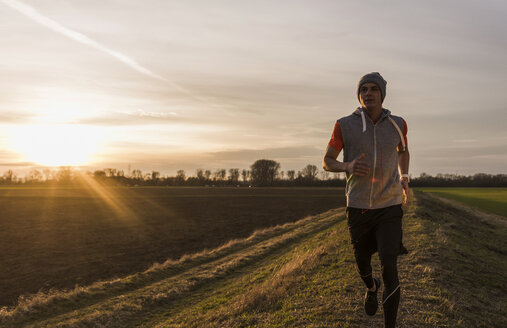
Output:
[398,147,410,205]
[323,145,370,176]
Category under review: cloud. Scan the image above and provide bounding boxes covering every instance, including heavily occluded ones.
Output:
[0,161,36,167]
[0,112,33,123]
[1,0,167,81]
[0,0,205,103]
[77,110,205,126]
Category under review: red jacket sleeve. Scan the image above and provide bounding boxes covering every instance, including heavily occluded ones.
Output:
[398,119,408,149]
[328,121,343,152]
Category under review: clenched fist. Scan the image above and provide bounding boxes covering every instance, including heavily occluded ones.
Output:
[346,153,370,176]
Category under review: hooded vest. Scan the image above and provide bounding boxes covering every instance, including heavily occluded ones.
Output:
[339,108,406,209]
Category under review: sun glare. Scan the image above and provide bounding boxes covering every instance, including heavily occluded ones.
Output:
[4,92,109,167]
[8,124,105,166]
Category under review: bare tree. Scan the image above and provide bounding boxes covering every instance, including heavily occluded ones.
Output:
[151,171,160,181]
[176,170,186,182]
[204,170,212,181]
[287,170,296,181]
[301,164,319,181]
[27,169,42,183]
[3,170,15,183]
[196,169,204,180]
[250,159,280,186]
[228,168,240,183]
[214,169,226,181]
[131,169,143,179]
[241,169,250,183]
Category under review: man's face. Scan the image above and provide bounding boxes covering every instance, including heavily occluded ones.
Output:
[359,82,382,109]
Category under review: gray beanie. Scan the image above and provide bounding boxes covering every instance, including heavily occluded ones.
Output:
[357,72,387,103]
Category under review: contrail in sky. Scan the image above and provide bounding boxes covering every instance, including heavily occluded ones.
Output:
[1,0,197,98]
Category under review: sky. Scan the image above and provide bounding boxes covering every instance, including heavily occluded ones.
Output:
[0,0,506,177]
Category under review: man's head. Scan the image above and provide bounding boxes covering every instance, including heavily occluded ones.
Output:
[357,72,387,108]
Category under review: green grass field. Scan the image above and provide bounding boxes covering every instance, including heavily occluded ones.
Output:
[416,187,507,217]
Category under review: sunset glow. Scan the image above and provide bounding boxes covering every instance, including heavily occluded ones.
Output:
[0,0,505,175]
[7,123,104,166]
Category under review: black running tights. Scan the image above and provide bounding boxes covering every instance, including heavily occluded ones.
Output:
[356,252,400,328]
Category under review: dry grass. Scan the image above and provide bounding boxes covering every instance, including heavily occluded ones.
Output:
[0,208,343,327]
[232,243,328,314]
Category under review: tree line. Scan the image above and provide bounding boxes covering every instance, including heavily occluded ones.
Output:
[0,160,505,187]
[410,172,507,187]
[0,160,345,187]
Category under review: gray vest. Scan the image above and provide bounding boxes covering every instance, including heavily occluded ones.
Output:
[339,108,406,209]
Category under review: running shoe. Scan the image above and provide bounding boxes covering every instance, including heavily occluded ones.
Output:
[364,277,381,316]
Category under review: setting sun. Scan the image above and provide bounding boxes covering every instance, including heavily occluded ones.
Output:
[7,123,104,166]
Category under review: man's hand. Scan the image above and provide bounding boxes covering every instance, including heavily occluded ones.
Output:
[401,178,409,205]
[347,153,370,176]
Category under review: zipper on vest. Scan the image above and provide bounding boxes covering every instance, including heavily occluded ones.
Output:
[369,124,377,208]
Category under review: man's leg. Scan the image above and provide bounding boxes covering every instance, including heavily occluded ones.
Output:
[376,205,403,328]
[354,244,374,289]
[347,207,382,316]
[347,207,377,289]
[380,255,400,328]
[353,234,384,316]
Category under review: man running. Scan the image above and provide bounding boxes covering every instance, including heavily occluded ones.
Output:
[323,72,410,327]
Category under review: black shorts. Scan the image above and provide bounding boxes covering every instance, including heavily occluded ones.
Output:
[346,204,408,259]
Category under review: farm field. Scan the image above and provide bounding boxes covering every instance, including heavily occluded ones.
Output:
[1,190,505,327]
[416,187,507,217]
[0,186,346,307]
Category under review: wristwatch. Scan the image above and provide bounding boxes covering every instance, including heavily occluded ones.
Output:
[401,174,410,182]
